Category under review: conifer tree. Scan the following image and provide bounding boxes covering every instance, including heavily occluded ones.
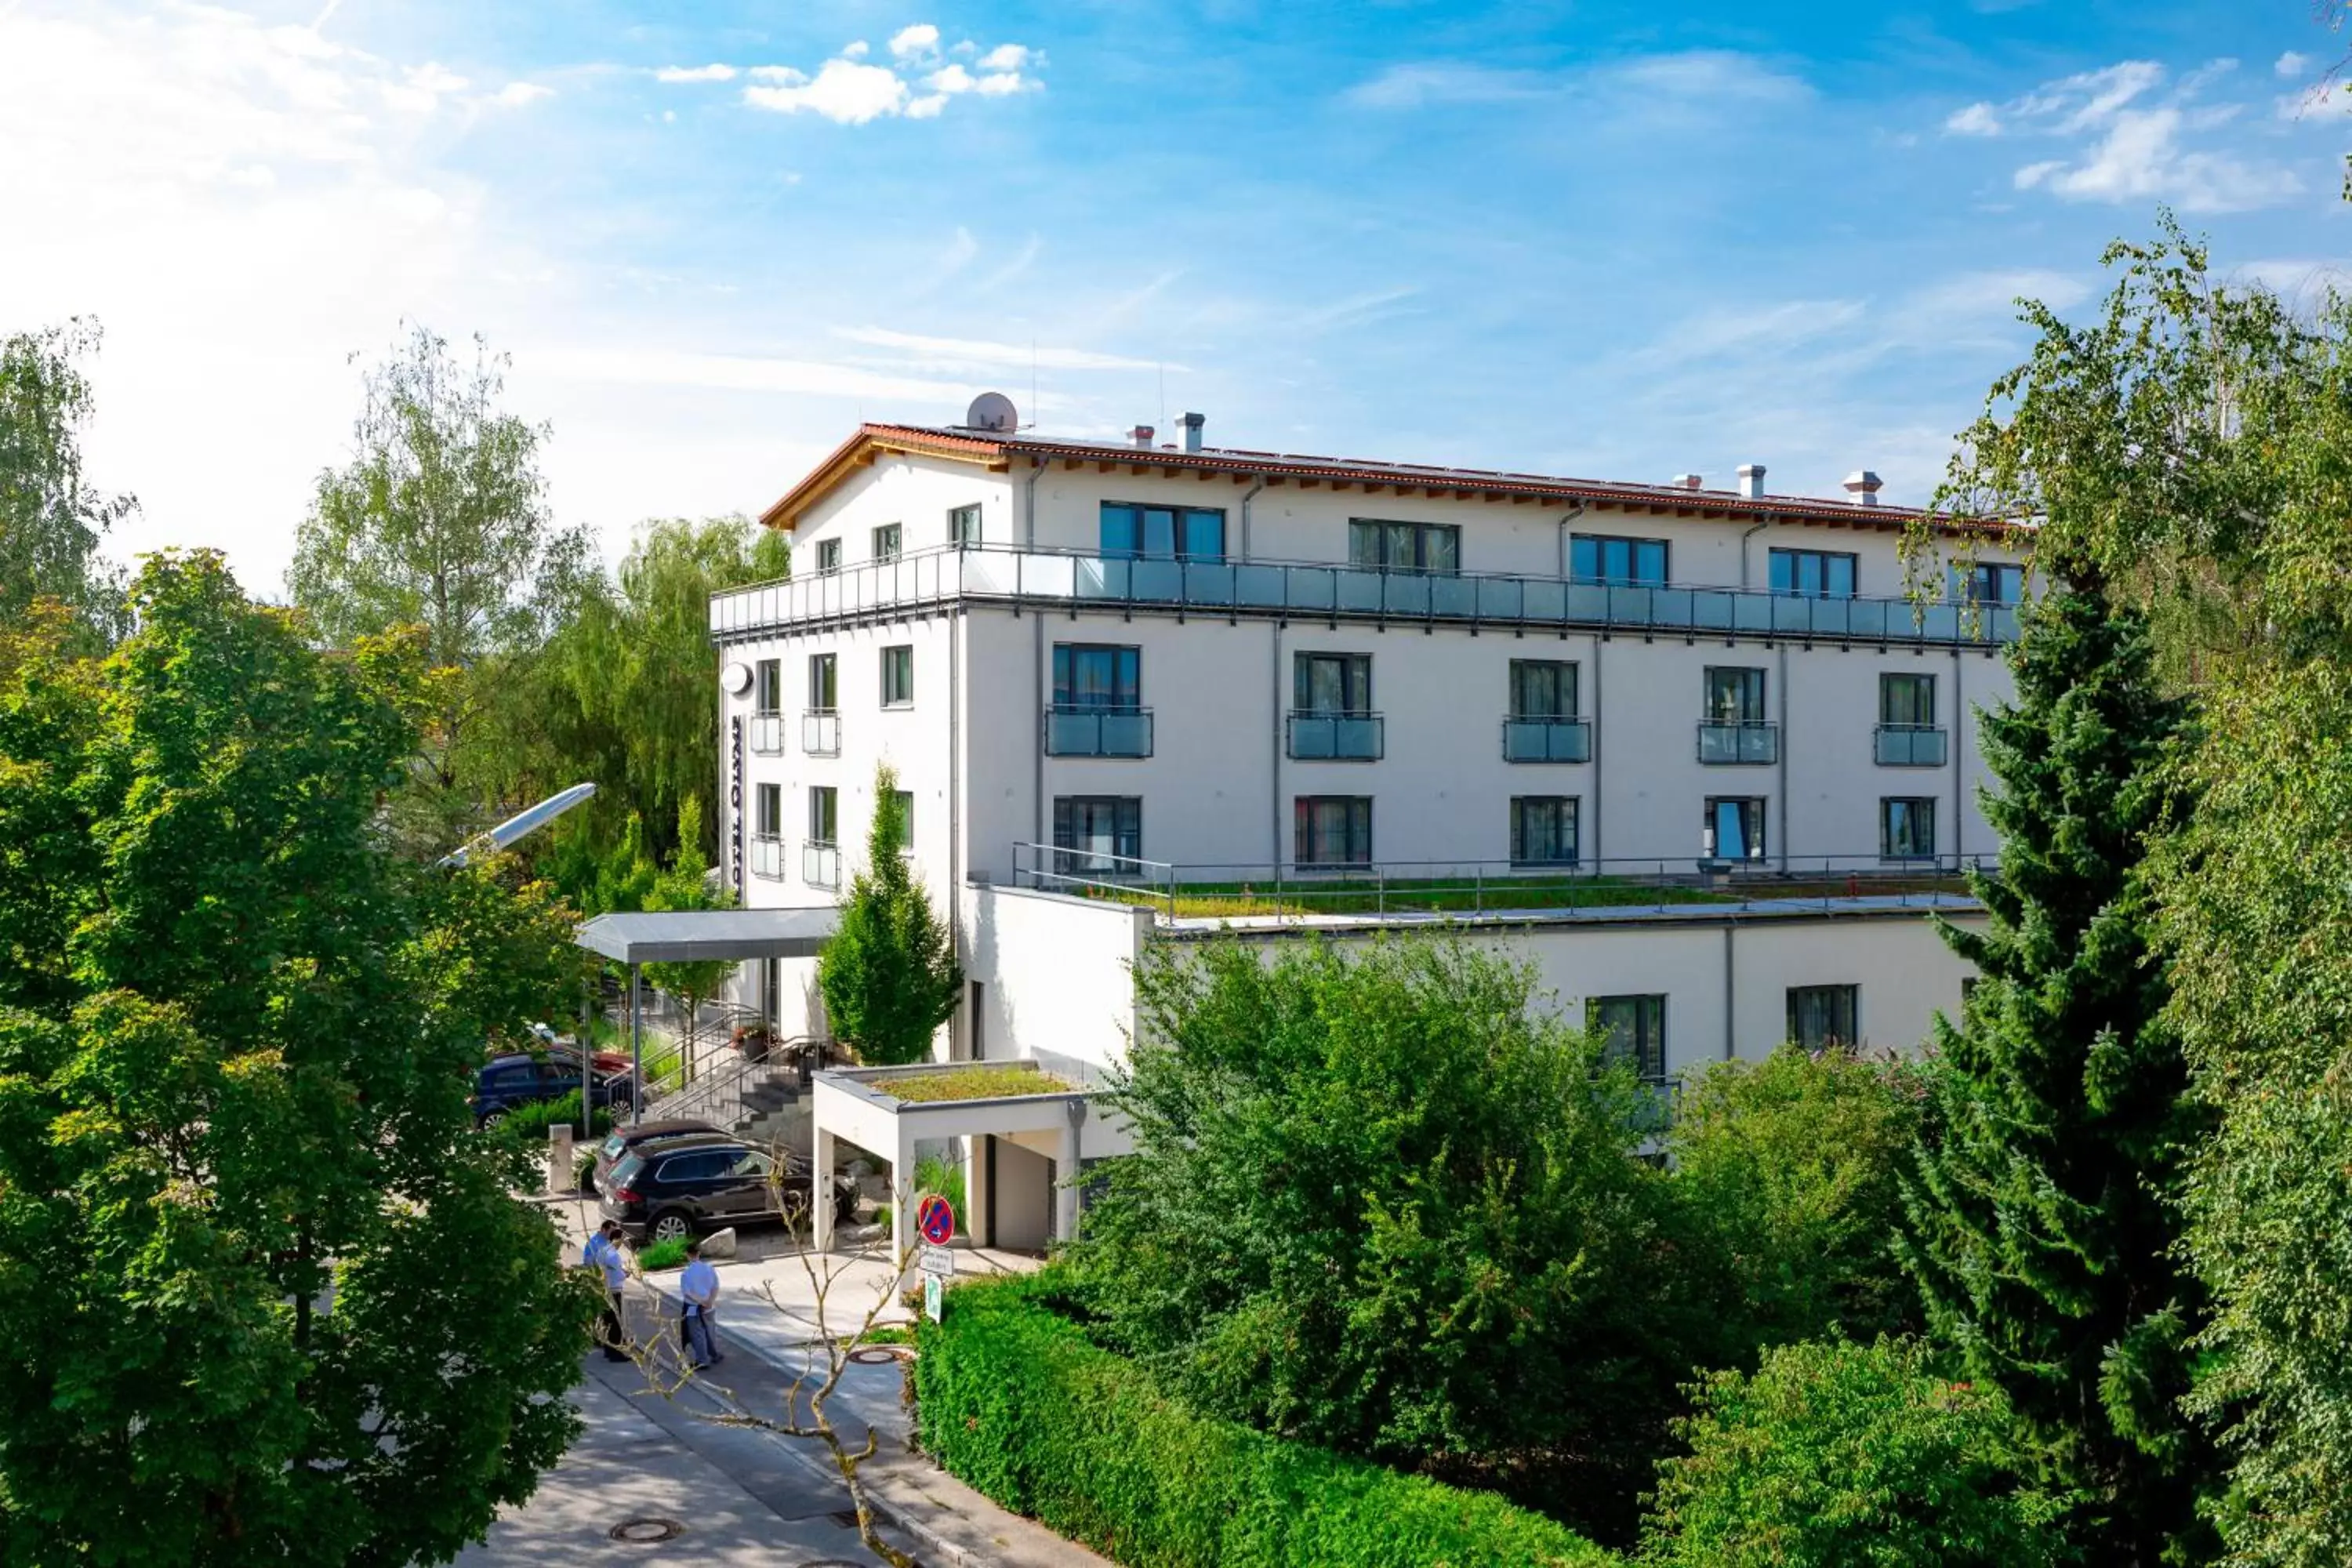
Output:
[817,764,960,1065]
[1898,578,2216,1565]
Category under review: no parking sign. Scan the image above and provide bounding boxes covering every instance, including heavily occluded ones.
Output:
[916,1193,956,1246]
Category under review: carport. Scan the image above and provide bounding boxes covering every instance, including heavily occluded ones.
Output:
[572,907,839,1123]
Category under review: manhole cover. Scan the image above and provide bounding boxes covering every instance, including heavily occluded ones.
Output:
[848,1345,913,1365]
[790,1560,870,1568]
[826,1509,862,1528]
[608,1517,686,1544]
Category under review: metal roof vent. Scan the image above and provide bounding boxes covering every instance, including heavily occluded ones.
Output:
[1673,473,1704,490]
[1737,463,1767,500]
[1130,425,1156,448]
[1178,412,1205,454]
[1842,470,1884,507]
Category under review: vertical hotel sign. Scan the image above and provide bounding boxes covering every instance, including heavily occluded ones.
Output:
[728,717,745,894]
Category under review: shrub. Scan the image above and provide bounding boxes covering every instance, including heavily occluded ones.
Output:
[915,1276,1619,1568]
[1664,1044,1926,1359]
[636,1238,689,1272]
[491,1090,613,1145]
[1639,1338,2070,1568]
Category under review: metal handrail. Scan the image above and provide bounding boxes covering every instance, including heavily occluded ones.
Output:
[1007,841,1987,924]
[710,543,2024,648]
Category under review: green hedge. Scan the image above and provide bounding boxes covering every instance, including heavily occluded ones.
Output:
[913,1276,1618,1568]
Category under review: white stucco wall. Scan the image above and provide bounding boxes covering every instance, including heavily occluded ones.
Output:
[958,883,1148,1073]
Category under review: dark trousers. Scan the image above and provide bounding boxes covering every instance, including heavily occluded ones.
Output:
[598,1288,627,1360]
[681,1308,718,1368]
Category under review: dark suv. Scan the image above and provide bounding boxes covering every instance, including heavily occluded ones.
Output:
[600,1135,858,1245]
[590,1118,723,1192]
[473,1051,636,1128]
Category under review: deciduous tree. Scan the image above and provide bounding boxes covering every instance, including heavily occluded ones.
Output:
[0,318,132,643]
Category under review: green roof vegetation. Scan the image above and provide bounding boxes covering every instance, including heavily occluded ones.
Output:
[876,1065,1077,1104]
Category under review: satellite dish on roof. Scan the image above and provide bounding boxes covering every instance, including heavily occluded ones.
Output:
[965,391,1018,433]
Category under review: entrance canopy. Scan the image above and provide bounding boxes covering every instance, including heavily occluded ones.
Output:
[573,906,839,965]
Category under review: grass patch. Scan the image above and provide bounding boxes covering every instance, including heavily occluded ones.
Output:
[877,1066,1076,1104]
[636,1237,689,1272]
[862,1324,917,1347]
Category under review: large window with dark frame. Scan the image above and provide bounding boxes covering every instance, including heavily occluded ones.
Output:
[1510,797,1579,867]
[1099,502,1226,562]
[880,644,913,707]
[1053,797,1142,873]
[871,523,902,563]
[1768,546,1858,599]
[1569,533,1670,587]
[949,503,982,547]
[1704,666,1767,724]
[1348,518,1461,575]
[1053,644,1141,709]
[754,659,782,715]
[1788,985,1859,1050]
[808,652,837,711]
[815,538,842,574]
[808,786,837,847]
[1589,994,1667,1081]
[1880,797,1936,861]
[1706,796,1767,861]
[1953,561,2024,605]
[1294,652,1371,714]
[1510,659,1577,718]
[1294,796,1373,866]
[1879,671,1935,727]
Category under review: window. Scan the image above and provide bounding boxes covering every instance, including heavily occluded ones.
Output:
[1294,652,1372,714]
[1768,547,1858,599]
[808,786,837,847]
[949,503,982,546]
[1569,534,1669,587]
[1706,797,1767,861]
[1053,644,1142,709]
[1954,561,2024,605]
[1881,797,1936,860]
[755,783,781,837]
[815,538,842,574]
[1879,672,1935,727]
[1704,666,1767,724]
[808,652,837,711]
[754,659,782,715]
[872,523,902,563]
[1510,797,1579,866]
[880,644,913,707]
[1589,995,1666,1080]
[1510,659,1577,718]
[1099,502,1226,561]
[1788,985,1860,1050]
[1053,797,1142,868]
[1294,796,1374,866]
[888,789,915,851]
[1348,519,1461,575]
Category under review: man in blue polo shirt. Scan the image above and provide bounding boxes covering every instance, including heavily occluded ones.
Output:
[678,1240,722,1370]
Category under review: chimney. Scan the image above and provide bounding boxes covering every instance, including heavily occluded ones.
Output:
[1672,473,1704,490]
[1178,412,1205,454]
[1737,463,1767,500]
[1843,470,1884,507]
[1130,424,1155,449]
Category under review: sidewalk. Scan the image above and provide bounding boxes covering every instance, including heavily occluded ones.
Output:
[517,1203,1108,1568]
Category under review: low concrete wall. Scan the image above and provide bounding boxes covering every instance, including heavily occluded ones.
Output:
[960,884,1149,1075]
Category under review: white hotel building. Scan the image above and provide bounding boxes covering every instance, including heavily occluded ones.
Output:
[710,400,2023,1247]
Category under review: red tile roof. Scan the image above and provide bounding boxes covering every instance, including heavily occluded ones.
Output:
[758,422,1999,537]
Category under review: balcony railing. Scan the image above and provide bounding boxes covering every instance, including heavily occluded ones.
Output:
[1875,724,1948,767]
[1044,706,1154,757]
[709,545,2022,648]
[1287,711,1384,761]
[802,710,840,757]
[1697,721,1779,765]
[749,834,784,879]
[1502,716,1592,764]
[804,842,840,888]
[750,713,785,754]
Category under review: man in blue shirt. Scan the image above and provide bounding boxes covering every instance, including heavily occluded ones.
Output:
[583,1221,629,1362]
[679,1240,722,1370]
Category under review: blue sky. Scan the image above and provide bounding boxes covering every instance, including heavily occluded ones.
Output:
[2,1,2343,587]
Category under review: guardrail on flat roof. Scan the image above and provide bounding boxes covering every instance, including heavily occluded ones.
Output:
[710,545,2021,648]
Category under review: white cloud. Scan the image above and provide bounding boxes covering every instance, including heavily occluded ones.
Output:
[1964,58,2303,214]
[977,44,1030,72]
[834,325,1167,372]
[1907,268,2089,318]
[906,94,948,119]
[888,24,940,60]
[743,58,909,124]
[1345,51,1807,114]
[1609,50,1811,104]
[492,81,553,107]
[746,65,806,85]
[1345,62,1551,109]
[976,71,1032,96]
[841,40,869,60]
[925,64,977,94]
[2276,50,2310,78]
[655,64,736,83]
[1945,101,2002,136]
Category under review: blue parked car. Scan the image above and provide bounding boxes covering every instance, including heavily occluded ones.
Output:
[473,1050,636,1129]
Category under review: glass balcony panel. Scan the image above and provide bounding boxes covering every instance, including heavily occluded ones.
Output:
[1130,558,1185,603]
[1185,561,1236,606]
[1606,584,1655,626]
[1045,708,1154,757]
[1287,712,1383,760]
[1503,717,1592,763]
[1697,721,1779,764]
[1731,593,1776,633]
[1566,583,1610,622]
[1652,586,1696,631]
[802,843,840,889]
[1236,563,1287,607]
[750,715,785,754]
[1770,595,1813,634]
[1388,573,1436,617]
[749,836,784,879]
[1287,566,1335,612]
[1479,575,1529,620]
[1335,568,1385,614]
[1875,725,1948,767]
[1918,603,1961,642]
[801,711,840,756]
